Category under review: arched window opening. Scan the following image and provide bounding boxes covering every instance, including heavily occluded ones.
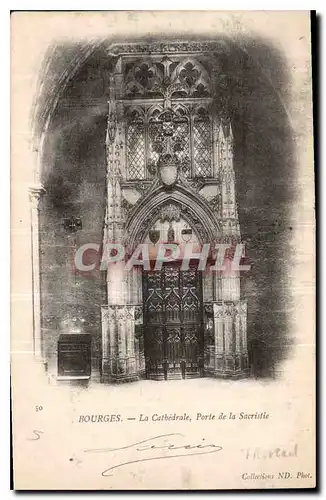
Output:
[193,108,212,178]
[126,110,145,180]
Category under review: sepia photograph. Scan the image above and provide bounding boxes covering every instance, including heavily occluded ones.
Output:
[10,10,315,490]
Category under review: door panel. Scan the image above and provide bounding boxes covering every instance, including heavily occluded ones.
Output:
[143,264,203,380]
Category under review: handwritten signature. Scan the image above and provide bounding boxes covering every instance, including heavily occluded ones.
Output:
[84,433,223,477]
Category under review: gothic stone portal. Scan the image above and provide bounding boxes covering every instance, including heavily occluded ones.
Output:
[100,41,249,383]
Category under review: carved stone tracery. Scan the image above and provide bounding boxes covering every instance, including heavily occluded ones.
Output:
[101,40,248,382]
[124,56,211,101]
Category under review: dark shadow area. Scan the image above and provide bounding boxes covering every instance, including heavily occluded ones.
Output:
[225,39,296,377]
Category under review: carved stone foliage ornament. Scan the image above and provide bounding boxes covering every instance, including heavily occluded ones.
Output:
[106,100,117,145]
[150,107,188,188]
[160,203,181,223]
[107,41,230,56]
[149,106,190,187]
[121,197,134,220]
[209,194,221,213]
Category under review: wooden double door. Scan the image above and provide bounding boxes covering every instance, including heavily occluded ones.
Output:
[143,264,204,380]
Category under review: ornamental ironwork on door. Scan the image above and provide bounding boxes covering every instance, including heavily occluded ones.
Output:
[143,264,204,380]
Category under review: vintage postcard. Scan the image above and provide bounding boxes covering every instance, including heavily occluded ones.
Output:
[11,11,315,490]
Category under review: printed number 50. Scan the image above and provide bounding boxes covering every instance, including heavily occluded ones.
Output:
[36,405,43,412]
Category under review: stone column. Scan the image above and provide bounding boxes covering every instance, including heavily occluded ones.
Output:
[212,300,248,378]
[101,60,140,383]
[28,185,45,361]
[101,305,117,382]
[101,304,138,382]
[213,116,249,378]
[219,121,236,220]
[213,302,225,375]
[239,300,249,372]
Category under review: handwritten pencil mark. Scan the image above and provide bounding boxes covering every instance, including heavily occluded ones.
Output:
[28,430,44,441]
